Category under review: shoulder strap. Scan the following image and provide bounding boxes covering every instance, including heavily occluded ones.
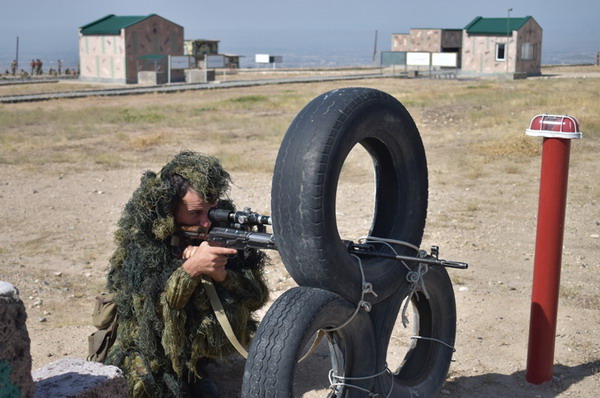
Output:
[201,276,248,358]
[201,276,324,362]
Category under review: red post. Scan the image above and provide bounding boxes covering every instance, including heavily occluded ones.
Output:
[524,115,582,384]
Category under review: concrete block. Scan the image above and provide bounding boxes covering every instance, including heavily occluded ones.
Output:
[185,69,215,83]
[137,71,167,85]
[513,72,528,80]
[33,358,127,398]
[185,69,204,83]
[0,281,34,398]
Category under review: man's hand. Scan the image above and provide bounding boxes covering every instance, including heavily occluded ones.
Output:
[181,241,237,282]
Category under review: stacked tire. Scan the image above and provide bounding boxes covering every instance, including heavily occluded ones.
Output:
[242,88,456,397]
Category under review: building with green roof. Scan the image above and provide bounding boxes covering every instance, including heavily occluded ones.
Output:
[388,15,542,77]
[462,16,542,76]
[79,14,184,84]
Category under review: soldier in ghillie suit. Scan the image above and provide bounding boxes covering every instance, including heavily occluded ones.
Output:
[104,151,270,397]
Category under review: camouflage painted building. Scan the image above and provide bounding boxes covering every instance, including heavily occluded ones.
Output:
[392,28,462,54]
[79,14,184,84]
[184,39,220,59]
[461,16,543,76]
[184,39,242,69]
[390,16,542,77]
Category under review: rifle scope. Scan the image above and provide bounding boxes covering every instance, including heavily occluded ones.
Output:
[209,208,272,226]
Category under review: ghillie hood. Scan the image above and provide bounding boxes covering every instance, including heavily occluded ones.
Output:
[107,150,231,296]
[159,150,231,204]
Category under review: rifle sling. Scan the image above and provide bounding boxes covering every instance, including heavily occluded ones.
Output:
[201,276,325,362]
[201,276,249,358]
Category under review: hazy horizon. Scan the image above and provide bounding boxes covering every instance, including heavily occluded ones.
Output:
[1,0,598,71]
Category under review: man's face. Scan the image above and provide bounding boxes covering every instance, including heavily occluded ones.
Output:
[174,188,216,240]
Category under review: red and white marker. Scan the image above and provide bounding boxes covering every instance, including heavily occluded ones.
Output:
[525,114,582,384]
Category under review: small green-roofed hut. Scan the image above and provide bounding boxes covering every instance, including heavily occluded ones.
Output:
[461,16,542,76]
[79,14,184,84]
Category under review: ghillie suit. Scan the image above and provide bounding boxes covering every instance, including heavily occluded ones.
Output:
[104,151,269,397]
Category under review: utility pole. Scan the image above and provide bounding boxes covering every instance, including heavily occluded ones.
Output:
[16,36,19,70]
[507,8,512,74]
[372,30,378,66]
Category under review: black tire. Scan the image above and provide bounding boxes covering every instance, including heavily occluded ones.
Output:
[271,87,428,304]
[242,286,377,398]
[370,266,456,397]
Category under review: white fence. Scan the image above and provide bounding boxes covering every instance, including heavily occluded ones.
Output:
[381,51,458,68]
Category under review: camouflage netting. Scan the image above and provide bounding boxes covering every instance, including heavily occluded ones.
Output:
[104,150,269,397]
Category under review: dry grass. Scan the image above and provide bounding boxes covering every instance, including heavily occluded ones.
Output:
[542,64,600,74]
[474,135,541,158]
[0,80,125,96]
[0,71,598,176]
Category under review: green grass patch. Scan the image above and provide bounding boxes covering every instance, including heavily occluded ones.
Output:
[117,108,166,123]
[192,106,218,113]
[227,95,269,104]
[466,83,492,89]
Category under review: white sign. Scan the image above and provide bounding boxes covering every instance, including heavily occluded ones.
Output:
[255,54,270,63]
[206,55,225,68]
[432,53,458,67]
[170,56,194,70]
[407,52,431,66]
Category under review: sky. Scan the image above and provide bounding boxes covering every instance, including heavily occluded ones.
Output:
[0,0,598,69]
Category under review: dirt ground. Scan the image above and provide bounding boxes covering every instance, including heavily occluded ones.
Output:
[0,69,599,397]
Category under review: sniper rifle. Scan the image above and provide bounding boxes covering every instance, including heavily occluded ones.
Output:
[182,207,468,270]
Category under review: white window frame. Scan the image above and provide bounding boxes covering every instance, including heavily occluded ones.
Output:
[495,43,507,61]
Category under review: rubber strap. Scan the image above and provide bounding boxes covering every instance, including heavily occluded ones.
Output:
[201,276,249,358]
